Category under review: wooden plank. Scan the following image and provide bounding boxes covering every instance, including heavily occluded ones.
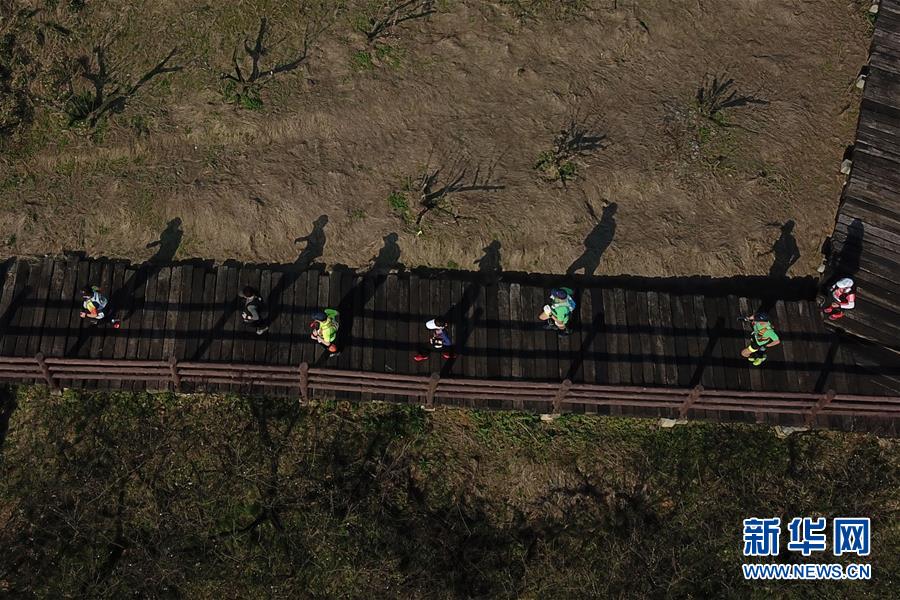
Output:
[12,259,44,358]
[86,261,113,361]
[111,264,136,379]
[511,282,532,386]
[656,292,678,387]
[236,266,262,364]
[691,294,716,390]
[0,259,21,344]
[246,268,269,365]
[496,282,512,381]
[721,296,751,392]
[507,282,525,408]
[382,274,399,377]
[317,272,333,363]
[588,287,607,385]
[194,269,218,362]
[63,260,90,359]
[171,265,193,360]
[623,290,644,385]
[36,258,65,356]
[455,279,478,379]
[484,280,502,380]
[773,299,806,392]
[395,273,411,376]
[203,265,229,363]
[360,275,374,374]
[99,262,128,389]
[700,295,728,391]
[520,284,541,382]
[645,291,667,387]
[474,284,489,378]
[345,272,364,372]
[407,274,426,375]
[72,260,104,360]
[28,258,57,357]
[49,256,79,359]
[134,267,158,363]
[184,265,207,362]
[148,267,170,362]
[332,271,354,371]
[669,293,692,387]
[607,288,628,385]
[217,266,240,366]
[161,264,183,361]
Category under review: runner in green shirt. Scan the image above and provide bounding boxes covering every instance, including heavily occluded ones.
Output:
[740,311,781,366]
[310,308,340,356]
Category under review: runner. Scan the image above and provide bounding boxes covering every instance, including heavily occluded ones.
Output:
[239,286,269,335]
[79,285,120,328]
[739,311,781,366]
[538,288,574,335]
[413,318,456,362]
[310,309,340,356]
[823,277,856,321]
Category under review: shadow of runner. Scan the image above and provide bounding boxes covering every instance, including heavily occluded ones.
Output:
[826,217,864,282]
[192,217,329,361]
[689,316,724,387]
[440,241,502,377]
[760,220,800,278]
[111,218,184,323]
[328,233,403,367]
[567,202,617,276]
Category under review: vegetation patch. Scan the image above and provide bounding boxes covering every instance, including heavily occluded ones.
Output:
[0,386,897,597]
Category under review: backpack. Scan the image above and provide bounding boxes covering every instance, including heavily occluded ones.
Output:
[560,287,576,312]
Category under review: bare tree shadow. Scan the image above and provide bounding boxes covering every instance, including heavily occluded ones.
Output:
[567,202,617,275]
[759,220,800,278]
[414,154,505,226]
[67,46,182,127]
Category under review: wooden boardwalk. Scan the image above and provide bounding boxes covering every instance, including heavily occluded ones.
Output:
[826,0,900,350]
[1,256,898,407]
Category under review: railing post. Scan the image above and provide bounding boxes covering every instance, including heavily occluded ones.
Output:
[424,373,440,409]
[552,379,572,414]
[806,389,836,427]
[679,385,703,419]
[35,353,59,393]
[168,356,182,392]
[299,362,309,403]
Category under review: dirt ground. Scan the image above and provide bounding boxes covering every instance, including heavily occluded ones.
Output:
[0,0,872,278]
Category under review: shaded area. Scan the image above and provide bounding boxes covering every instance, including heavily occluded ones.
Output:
[0,384,15,455]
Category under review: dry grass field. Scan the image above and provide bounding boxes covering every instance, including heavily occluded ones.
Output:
[1,0,871,276]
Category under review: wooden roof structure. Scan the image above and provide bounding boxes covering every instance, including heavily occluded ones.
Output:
[826,0,900,350]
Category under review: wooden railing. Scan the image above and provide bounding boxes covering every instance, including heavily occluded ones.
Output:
[1,354,899,428]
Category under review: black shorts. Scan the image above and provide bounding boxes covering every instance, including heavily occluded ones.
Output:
[749,339,768,353]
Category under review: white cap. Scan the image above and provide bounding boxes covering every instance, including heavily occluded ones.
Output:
[425,319,441,330]
[836,277,854,289]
